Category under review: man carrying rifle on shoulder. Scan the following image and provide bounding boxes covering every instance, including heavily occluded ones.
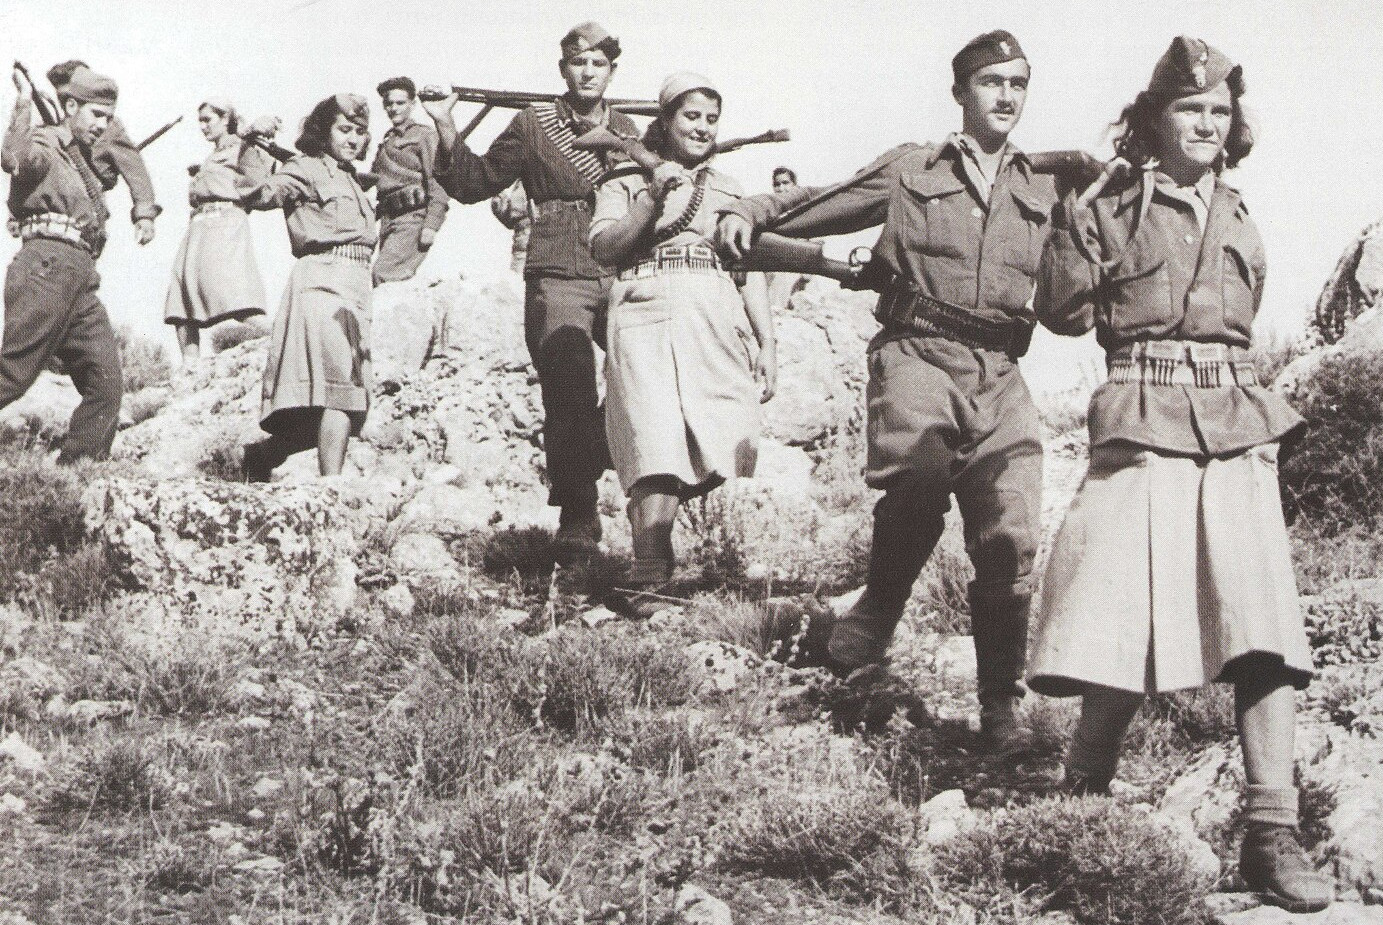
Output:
[371,77,447,285]
[421,21,636,564]
[2,63,128,462]
[718,31,1057,756]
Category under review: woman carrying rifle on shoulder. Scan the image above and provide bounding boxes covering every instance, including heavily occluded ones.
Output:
[1028,38,1331,913]
[163,99,274,365]
[589,73,776,617]
[237,94,376,481]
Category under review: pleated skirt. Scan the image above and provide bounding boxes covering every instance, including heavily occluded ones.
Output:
[1028,441,1313,696]
[605,269,760,498]
[163,205,267,326]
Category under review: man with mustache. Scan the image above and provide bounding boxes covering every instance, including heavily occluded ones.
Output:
[719,31,1057,754]
[2,64,128,462]
[422,22,634,564]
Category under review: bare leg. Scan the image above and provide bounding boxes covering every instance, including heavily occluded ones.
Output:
[176,324,200,365]
[627,477,680,564]
[317,409,350,476]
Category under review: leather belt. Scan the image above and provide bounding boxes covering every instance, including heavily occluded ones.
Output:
[529,198,590,220]
[618,242,723,281]
[191,200,241,218]
[1108,340,1258,388]
[19,212,99,256]
[377,183,426,218]
[877,286,1034,358]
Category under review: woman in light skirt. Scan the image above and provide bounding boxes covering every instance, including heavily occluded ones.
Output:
[163,99,272,365]
[237,94,376,480]
[1029,37,1330,913]
[589,73,776,615]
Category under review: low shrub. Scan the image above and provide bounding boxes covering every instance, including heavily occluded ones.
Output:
[47,734,176,815]
[935,797,1214,925]
[1304,593,1383,667]
[209,319,269,353]
[115,327,172,393]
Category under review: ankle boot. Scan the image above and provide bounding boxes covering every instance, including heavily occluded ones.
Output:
[977,694,1035,757]
[554,504,602,564]
[606,557,673,619]
[1240,822,1333,913]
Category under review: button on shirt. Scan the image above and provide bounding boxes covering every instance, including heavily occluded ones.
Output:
[239,154,377,256]
[723,133,1058,326]
[2,102,110,243]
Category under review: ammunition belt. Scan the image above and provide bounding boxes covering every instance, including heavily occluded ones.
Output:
[618,242,722,281]
[377,183,427,218]
[1108,340,1258,388]
[877,285,1034,358]
[191,200,241,218]
[19,212,99,256]
[303,243,373,266]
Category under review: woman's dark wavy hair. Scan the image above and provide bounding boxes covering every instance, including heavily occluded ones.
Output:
[198,101,238,137]
[642,87,723,160]
[296,96,369,161]
[1111,69,1254,172]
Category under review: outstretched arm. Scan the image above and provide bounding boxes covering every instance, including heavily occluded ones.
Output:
[421,89,525,205]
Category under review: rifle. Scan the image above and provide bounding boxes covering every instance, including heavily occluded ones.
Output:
[418,85,662,143]
[244,134,379,189]
[574,126,859,283]
[573,125,790,159]
[13,61,61,126]
[135,115,182,151]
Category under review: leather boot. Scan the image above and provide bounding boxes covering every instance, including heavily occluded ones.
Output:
[1240,823,1333,913]
[977,694,1035,757]
[1060,765,1112,797]
[971,586,1034,756]
[554,503,602,565]
[606,557,673,620]
[827,484,944,675]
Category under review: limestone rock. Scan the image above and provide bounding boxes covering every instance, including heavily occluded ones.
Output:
[394,482,499,537]
[371,279,445,384]
[0,732,44,772]
[0,370,78,441]
[0,657,66,704]
[673,884,733,925]
[389,533,460,581]
[1212,903,1383,924]
[917,788,976,846]
[686,640,757,695]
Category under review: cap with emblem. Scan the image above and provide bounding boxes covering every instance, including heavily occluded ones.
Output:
[334,93,369,128]
[61,65,118,106]
[560,21,622,62]
[952,30,1026,84]
[1147,36,1239,99]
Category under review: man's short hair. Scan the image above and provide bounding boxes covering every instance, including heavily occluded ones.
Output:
[772,166,798,184]
[376,76,417,99]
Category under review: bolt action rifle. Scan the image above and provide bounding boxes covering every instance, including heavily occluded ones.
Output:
[13,61,61,126]
[135,115,182,151]
[417,85,661,143]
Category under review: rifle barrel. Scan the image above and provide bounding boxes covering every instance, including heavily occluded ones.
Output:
[135,115,182,151]
[420,85,660,116]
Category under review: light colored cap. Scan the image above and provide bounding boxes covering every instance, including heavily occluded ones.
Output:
[658,72,718,110]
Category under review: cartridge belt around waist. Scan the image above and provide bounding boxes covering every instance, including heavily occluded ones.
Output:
[618,242,723,281]
[529,198,591,220]
[19,212,100,256]
[191,200,242,218]
[877,286,1034,358]
[377,183,427,218]
[301,242,373,265]
[1107,340,1259,388]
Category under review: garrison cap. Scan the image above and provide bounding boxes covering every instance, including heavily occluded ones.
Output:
[1147,36,1240,99]
[561,21,621,61]
[658,72,718,110]
[62,66,118,106]
[952,30,1026,84]
[334,93,369,128]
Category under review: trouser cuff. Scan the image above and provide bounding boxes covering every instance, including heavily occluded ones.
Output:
[1244,785,1299,828]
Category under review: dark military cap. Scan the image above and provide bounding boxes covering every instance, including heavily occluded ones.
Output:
[561,21,621,62]
[1147,36,1240,99]
[952,30,1026,84]
[63,66,118,106]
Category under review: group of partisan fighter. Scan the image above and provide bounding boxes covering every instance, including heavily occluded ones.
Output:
[0,21,1336,913]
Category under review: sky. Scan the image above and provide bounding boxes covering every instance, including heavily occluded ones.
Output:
[3,0,1382,393]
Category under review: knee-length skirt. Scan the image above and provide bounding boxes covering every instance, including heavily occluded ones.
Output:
[605,268,760,497]
[163,204,267,326]
[260,252,372,437]
[1028,441,1313,696]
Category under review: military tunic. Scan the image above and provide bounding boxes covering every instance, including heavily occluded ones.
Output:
[1028,172,1312,696]
[371,120,447,285]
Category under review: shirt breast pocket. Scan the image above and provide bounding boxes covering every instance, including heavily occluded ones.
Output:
[1003,185,1051,277]
[1101,242,1173,331]
[1222,241,1259,335]
[899,172,970,259]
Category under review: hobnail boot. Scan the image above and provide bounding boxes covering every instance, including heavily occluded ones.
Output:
[1240,823,1333,913]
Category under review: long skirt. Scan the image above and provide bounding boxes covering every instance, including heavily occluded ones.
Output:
[1028,441,1313,697]
[260,253,372,438]
[606,268,760,498]
[163,204,266,326]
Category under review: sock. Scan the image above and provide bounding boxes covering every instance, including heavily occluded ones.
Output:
[1244,784,1298,828]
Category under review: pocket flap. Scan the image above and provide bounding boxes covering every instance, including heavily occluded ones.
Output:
[1009,185,1052,222]
[900,171,967,199]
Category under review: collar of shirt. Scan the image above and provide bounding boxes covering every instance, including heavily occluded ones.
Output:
[932,132,1030,204]
[1152,169,1216,232]
[383,120,421,142]
[555,95,610,133]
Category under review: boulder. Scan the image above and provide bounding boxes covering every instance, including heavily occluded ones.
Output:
[1212,903,1383,925]
[673,884,733,925]
[0,370,79,441]
[916,788,977,846]
[389,532,460,582]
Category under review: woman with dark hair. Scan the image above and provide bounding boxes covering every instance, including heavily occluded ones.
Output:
[163,99,273,364]
[1029,38,1331,913]
[238,94,377,480]
[589,72,775,614]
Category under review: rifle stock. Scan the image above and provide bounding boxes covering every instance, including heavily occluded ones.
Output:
[734,233,855,282]
[573,125,790,161]
[1028,149,1104,186]
[14,61,61,126]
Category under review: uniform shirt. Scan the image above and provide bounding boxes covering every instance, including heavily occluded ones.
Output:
[723,133,1058,327]
[187,136,274,206]
[591,161,744,253]
[434,97,636,279]
[3,103,109,243]
[371,120,448,232]
[1037,172,1302,455]
[91,117,161,222]
[239,153,377,257]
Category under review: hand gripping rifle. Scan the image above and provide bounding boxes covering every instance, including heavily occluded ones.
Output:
[135,115,182,151]
[567,126,858,281]
[417,85,662,143]
[13,61,61,126]
[243,133,380,189]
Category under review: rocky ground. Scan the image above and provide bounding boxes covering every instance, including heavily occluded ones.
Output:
[0,267,1381,924]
